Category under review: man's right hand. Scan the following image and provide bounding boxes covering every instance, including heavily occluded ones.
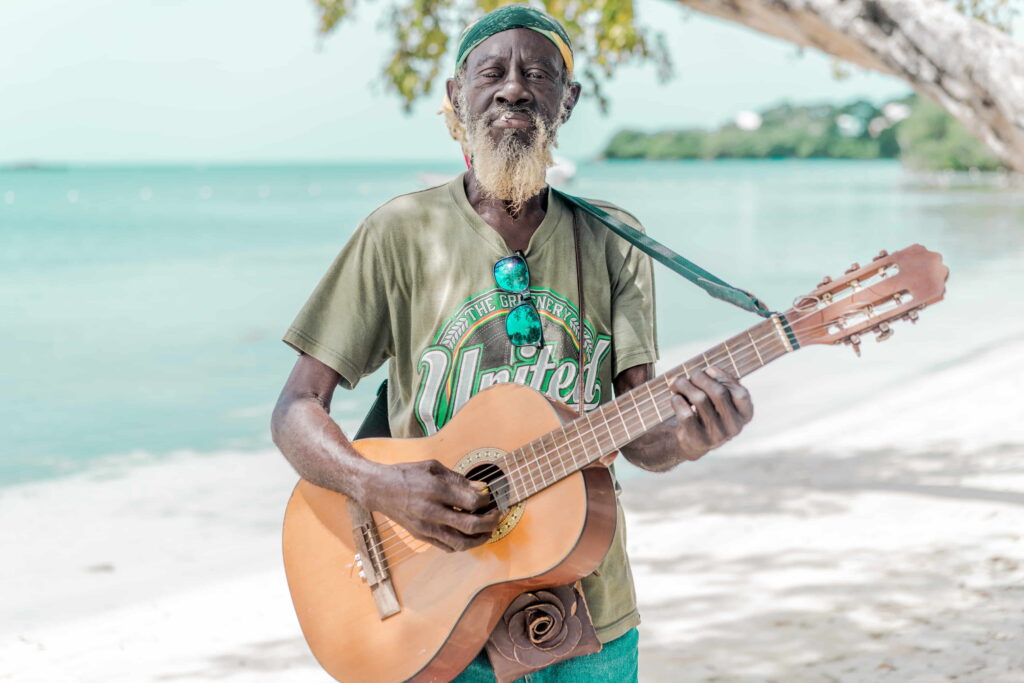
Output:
[272,355,501,553]
[361,459,502,553]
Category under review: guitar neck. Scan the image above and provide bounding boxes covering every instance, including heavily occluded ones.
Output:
[502,315,797,506]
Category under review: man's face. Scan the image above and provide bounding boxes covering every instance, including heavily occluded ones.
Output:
[445,28,581,211]
[451,28,579,146]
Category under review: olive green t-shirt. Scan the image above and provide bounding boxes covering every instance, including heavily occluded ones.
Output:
[284,173,658,643]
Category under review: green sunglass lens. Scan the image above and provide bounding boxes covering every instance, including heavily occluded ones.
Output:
[506,303,542,347]
[494,255,529,293]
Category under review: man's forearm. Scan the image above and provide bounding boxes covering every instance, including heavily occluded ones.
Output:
[619,424,690,473]
[270,394,380,505]
[270,368,503,552]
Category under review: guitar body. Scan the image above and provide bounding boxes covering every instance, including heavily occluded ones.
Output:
[282,383,618,683]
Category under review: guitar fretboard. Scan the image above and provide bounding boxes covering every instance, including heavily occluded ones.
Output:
[499,316,793,505]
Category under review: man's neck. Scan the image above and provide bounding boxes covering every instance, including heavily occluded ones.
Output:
[464,170,548,253]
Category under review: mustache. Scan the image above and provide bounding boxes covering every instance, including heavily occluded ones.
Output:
[484,105,543,126]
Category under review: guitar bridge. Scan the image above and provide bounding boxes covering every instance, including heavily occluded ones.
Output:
[348,500,401,619]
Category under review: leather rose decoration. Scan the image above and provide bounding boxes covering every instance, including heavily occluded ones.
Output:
[485,582,601,683]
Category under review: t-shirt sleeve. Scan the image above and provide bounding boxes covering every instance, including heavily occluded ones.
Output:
[282,222,394,390]
[607,210,659,377]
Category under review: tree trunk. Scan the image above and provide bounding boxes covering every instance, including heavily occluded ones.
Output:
[672,0,1024,173]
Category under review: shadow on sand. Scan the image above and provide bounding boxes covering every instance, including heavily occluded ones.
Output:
[625,445,1024,682]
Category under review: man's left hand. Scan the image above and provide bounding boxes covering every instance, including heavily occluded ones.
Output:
[666,365,753,461]
[615,364,753,471]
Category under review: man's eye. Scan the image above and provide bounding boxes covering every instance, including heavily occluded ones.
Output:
[527,71,546,80]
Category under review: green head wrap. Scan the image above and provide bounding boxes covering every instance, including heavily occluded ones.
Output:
[454,5,574,77]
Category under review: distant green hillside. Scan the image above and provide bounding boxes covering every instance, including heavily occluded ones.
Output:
[603,95,1003,172]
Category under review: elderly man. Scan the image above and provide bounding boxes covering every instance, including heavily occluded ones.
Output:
[272,5,753,681]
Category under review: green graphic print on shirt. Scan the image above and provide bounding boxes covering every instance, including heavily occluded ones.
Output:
[415,286,611,436]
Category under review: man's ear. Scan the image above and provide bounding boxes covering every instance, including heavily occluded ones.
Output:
[560,81,582,123]
[446,78,462,119]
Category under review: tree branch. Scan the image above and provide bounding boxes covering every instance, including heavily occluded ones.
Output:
[673,0,1024,172]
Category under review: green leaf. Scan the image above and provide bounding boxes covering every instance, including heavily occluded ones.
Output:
[314,0,672,114]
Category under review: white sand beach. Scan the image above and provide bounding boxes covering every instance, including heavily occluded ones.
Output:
[3,291,1022,682]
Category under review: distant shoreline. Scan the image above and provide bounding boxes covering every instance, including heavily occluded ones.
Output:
[601,94,1006,173]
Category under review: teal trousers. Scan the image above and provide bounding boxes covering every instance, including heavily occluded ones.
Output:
[452,628,639,683]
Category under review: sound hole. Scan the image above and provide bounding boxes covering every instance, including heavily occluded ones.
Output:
[454,448,525,542]
[464,462,509,514]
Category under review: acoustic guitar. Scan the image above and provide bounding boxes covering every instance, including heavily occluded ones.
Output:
[282,244,948,682]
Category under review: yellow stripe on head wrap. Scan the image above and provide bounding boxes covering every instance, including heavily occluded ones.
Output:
[454,5,573,78]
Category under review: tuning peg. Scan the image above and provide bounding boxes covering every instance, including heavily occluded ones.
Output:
[875,322,894,342]
[906,310,919,324]
[872,250,889,261]
[845,334,862,357]
[817,275,832,288]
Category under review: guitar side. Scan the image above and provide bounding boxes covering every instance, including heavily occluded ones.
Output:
[282,383,618,682]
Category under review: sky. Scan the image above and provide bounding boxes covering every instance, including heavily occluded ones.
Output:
[0,0,914,163]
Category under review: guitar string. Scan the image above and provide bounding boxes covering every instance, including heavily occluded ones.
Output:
[361,309,853,564]
[376,311,814,516]
[359,309,858,564]
[359,321,792,563]
[362,307,872,564]
[360,463,510,565]
[485,301,889,502]
[379,290,916,565]
[367,325,843,570]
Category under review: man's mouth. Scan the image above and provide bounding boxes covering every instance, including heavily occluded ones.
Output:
[491,111,535,129]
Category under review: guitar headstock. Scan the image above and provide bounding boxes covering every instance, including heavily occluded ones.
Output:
[784,244,948,354]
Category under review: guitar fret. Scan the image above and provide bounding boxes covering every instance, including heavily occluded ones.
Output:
[629,391,647,430]
[614,400,631,441]
[723,340,739,376]
[525,446,538,493]
[503,462,518,502]
[530,441,548,492]
[580,413,597,458]
[546,441,560,484]
[509,453,519,499]
[554,430,568,479]
[587,413,604,458]
[561,428,577,475]
[599,408,617,451]
[646,384,664,421]
[566,424,582,470]
[748,330,765,366]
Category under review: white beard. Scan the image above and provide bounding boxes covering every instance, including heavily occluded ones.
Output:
[461,95,568,214]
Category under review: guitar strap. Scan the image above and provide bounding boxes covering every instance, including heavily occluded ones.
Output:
[572,206,586,416]
[553,189,775,319]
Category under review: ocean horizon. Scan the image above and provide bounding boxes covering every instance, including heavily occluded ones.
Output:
[3,158,1023,487]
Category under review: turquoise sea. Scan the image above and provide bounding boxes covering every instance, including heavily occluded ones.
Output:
[2,160,1022,486]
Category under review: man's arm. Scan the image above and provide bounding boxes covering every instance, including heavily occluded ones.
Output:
[614,363,754,472]
[271,353,501,552]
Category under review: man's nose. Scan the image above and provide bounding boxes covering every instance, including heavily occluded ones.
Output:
[495,71,532,108]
